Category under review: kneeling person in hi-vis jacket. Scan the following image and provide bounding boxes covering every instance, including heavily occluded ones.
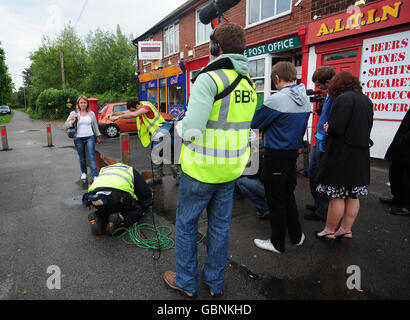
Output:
[108,98,181,185]
[82,163,153,235]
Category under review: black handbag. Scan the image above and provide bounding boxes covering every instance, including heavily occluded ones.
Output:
[66,112,78,138]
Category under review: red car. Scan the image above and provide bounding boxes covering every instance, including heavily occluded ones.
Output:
[98,102,174,137]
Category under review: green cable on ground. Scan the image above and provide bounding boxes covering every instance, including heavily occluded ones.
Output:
[111,212,208,250]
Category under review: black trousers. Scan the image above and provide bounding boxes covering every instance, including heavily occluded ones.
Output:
[389,161,410,206]
[262,150,302,252]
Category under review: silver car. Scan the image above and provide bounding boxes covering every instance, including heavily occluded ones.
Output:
[0,106,11,115]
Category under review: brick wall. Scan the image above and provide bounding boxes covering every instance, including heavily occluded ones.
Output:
[139,0,314,72]
[311,0,379,19]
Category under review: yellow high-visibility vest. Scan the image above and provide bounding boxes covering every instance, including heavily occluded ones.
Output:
[180,69,257,183]
[136,101,165,147]
[88,164,138,201]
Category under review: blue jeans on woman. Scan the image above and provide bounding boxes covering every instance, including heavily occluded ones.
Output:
[74,135,98,178]
[174,172,236,295]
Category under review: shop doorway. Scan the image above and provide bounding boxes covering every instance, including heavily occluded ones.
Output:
[320,47,362,78]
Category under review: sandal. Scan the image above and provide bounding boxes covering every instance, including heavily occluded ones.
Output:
[314,231,335,240]
[335,231,352,240]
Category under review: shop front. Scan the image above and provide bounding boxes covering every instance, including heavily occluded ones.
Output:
[304,0,410,158]
[138,63,187,118]
[244,32,304,108]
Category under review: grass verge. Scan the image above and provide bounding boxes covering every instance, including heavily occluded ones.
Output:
[0,113,13,125]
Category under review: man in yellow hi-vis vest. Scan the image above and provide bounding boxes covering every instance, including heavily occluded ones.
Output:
[163,23,257,298]
[83,163,153,236]
[108,98,181,184]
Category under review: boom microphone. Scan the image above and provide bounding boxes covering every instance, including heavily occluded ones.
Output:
[199,0,241,25]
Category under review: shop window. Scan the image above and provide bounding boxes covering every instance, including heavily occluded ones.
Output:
[168,85,184,105]
[147,88,158,106]
[196,5,213,45]
[249,58,265,92]
[160,87,166,113]
[324,50,357,62]
[247,0,292,25]
[249,58,265,110]
[164,22,179,57]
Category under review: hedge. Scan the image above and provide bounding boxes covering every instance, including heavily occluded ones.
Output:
[35,88,80,119]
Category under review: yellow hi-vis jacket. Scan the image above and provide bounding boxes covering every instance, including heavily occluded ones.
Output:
[136,101,165,147]
[88,164,138,201]
[180,69,257,183]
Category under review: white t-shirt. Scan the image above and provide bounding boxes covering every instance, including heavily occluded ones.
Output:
[76,114,94,137]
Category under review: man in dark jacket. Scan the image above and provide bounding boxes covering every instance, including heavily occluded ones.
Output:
[305,66,335,221]
[252,61,311,254]
[379,110,410,215]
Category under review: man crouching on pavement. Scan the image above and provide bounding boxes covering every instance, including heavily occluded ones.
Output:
[82,163,153,235]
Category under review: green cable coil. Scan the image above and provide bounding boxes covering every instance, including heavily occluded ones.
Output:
[111,212,207,250]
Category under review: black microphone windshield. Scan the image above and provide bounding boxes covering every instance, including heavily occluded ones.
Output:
[199,1,218,25]
[217,0,241,12]
[199,0,241,25]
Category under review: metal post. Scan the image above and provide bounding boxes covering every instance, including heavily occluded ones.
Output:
[1,125,10,151]
[46,123,54,147]
[60,48,66,90]
[120,133,130,165]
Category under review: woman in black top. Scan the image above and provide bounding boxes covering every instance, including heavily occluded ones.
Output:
[315,71,374,240]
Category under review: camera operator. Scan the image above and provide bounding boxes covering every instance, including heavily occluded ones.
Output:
[305,66,336,221]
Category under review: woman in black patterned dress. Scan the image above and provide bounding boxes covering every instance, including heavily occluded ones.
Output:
[315,71,374,240]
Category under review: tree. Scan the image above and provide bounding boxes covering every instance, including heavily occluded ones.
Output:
[85,25,137,94]
[0,42,14,104]
[29,25,89,93]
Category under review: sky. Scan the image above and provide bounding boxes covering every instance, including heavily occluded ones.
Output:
[0,0,188,90]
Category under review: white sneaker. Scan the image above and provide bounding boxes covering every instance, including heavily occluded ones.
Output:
[254,239,282,254]
[295,232,305,247]
[81,173,87,180]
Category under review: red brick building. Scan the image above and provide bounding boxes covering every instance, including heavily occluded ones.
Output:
[133,0,313,117]
[303,0,409,158]
[133,0,409,158]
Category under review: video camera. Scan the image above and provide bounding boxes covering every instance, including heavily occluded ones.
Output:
[306,89,326,116]
[306,89,324,103]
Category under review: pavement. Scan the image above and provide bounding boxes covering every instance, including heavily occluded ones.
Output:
[0,110,409,301]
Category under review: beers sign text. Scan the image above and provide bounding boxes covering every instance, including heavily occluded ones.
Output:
[360,30,410,120]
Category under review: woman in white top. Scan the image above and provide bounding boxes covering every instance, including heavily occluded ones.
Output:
[65,96,101,181]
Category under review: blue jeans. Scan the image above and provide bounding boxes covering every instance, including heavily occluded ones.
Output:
[174,172,235,294]
[236,177,269,214]
[308,140,329,219]
[74,135,98,178]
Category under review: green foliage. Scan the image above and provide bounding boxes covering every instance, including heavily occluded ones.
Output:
[29,25,89,93]
[85,25,137,94]
[36,88,80,119]
[0,113,13,125]
[25,107,42,119]
[24,24,139,117]
[0,44,14,104]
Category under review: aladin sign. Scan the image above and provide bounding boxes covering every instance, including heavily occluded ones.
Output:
[306,0,409,45]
